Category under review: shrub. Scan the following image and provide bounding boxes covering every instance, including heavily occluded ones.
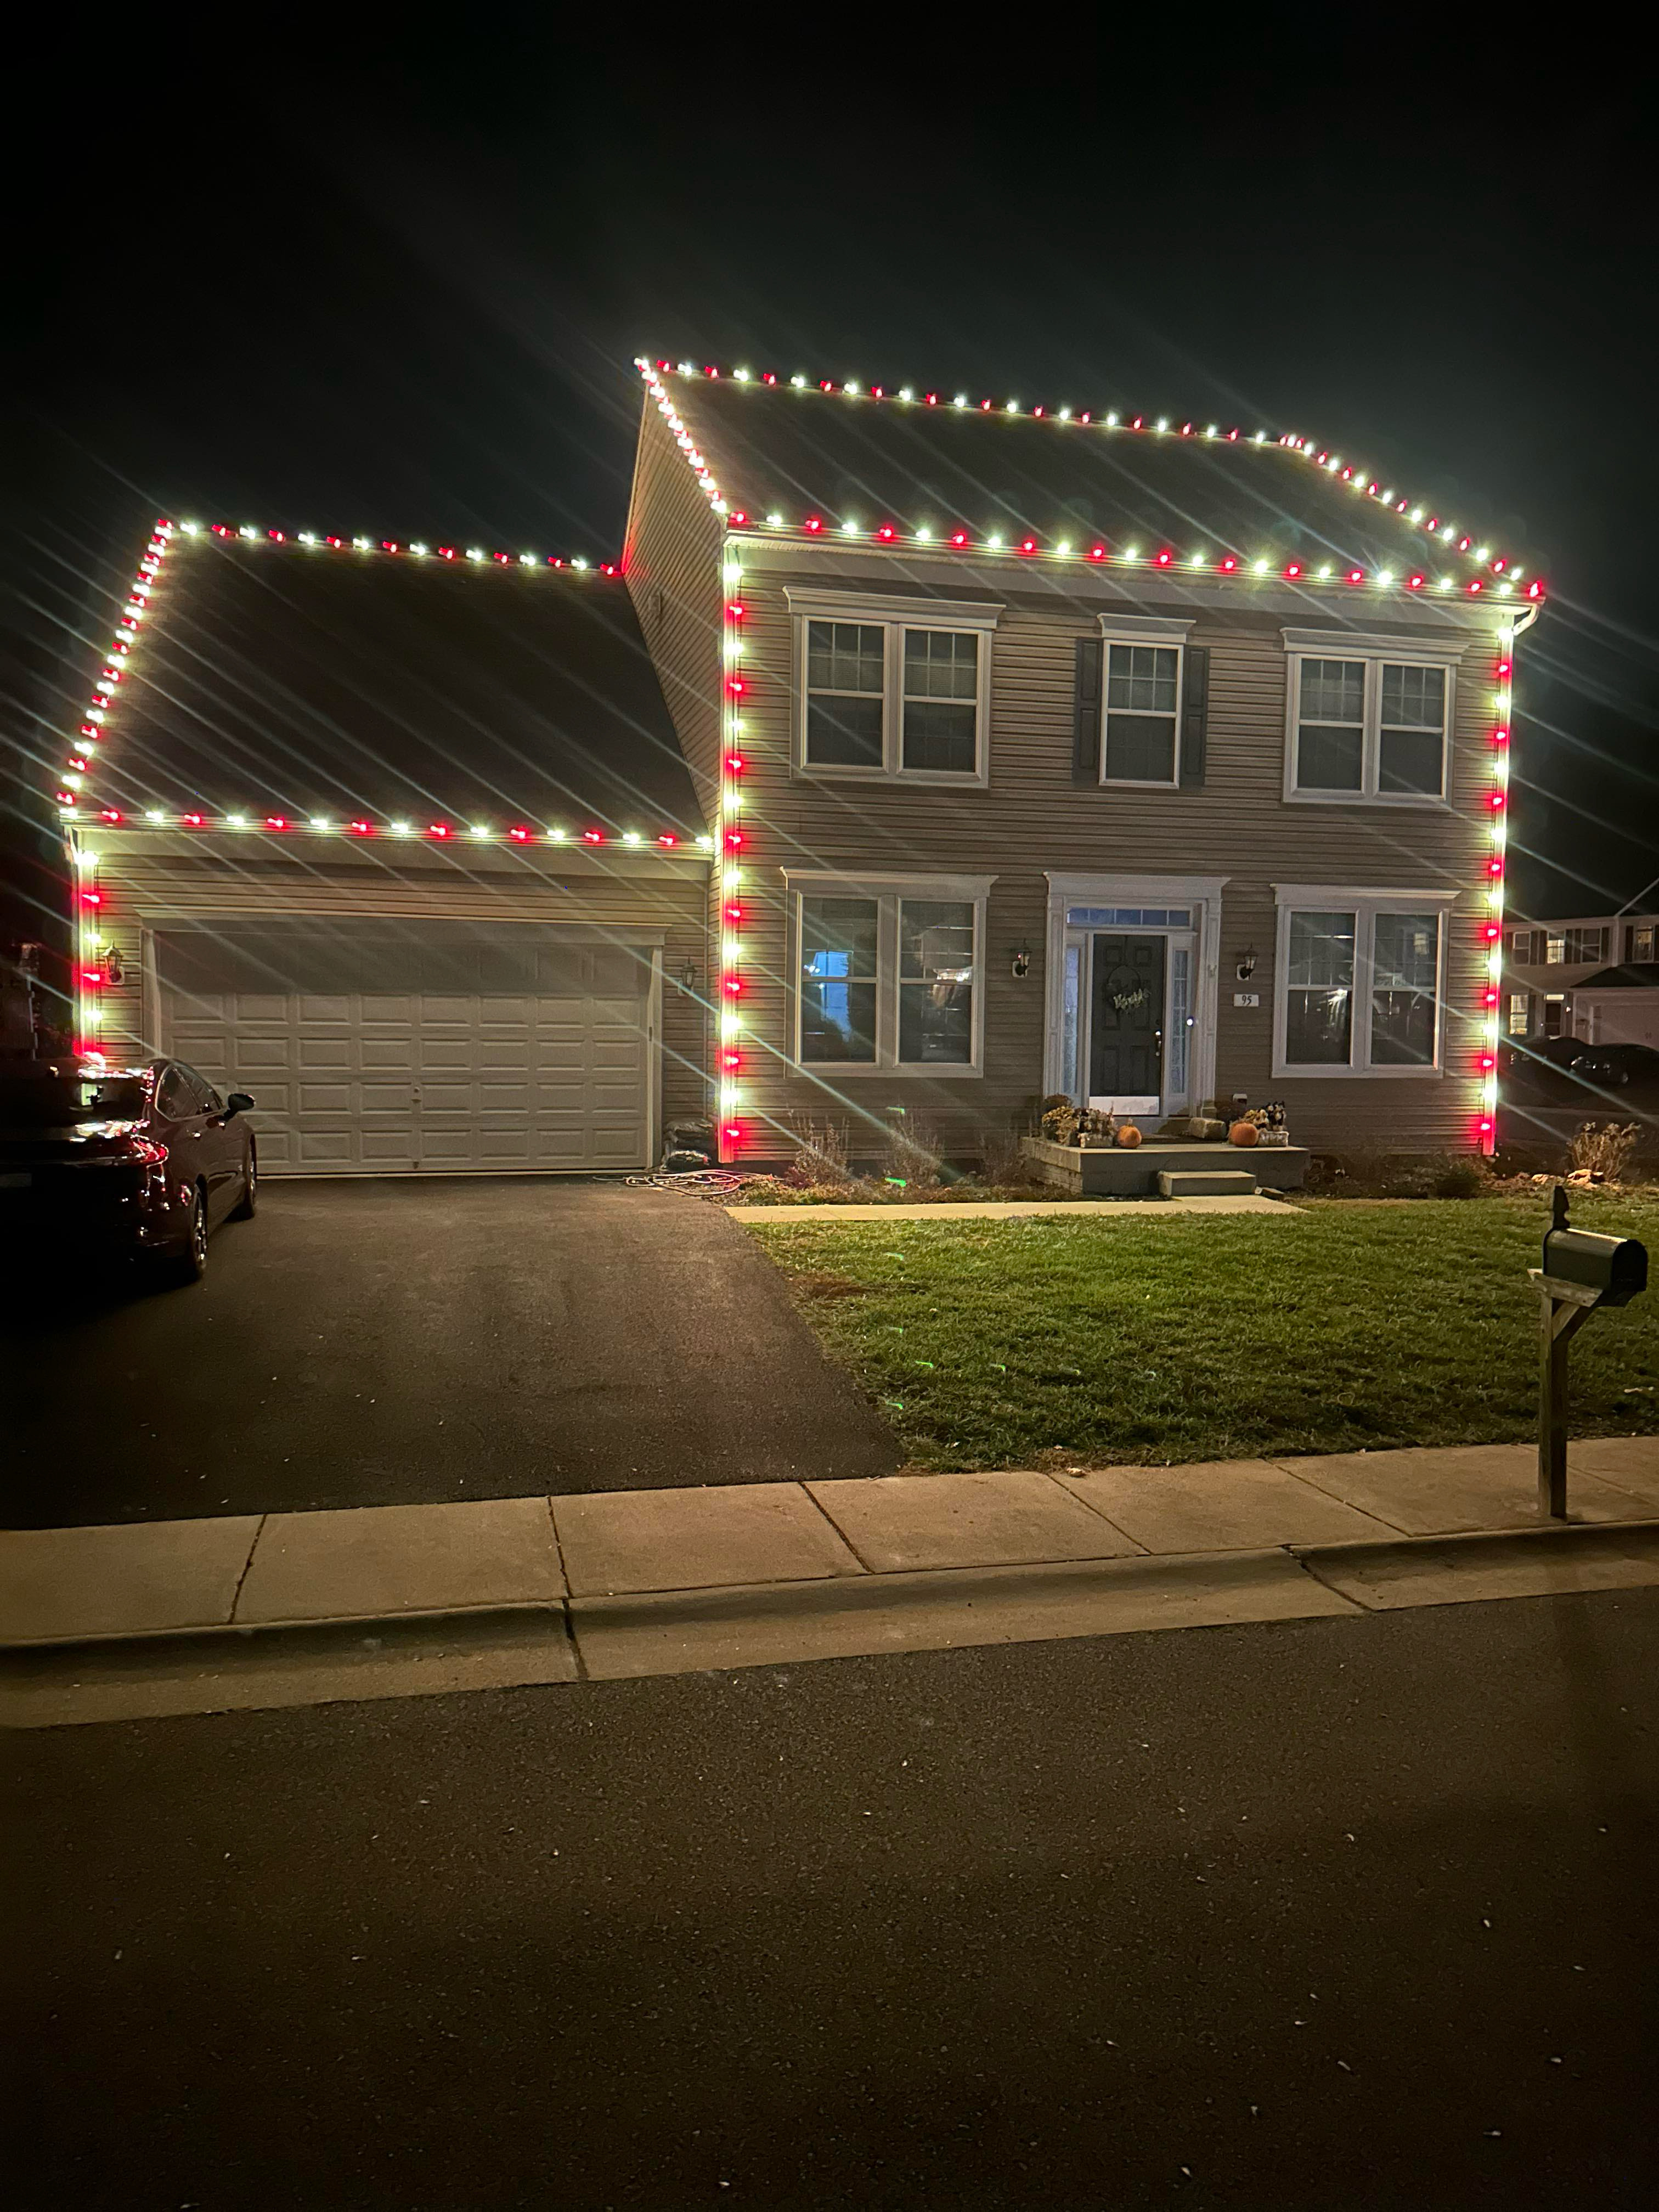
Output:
[1568,1121,1643,1183]
[882,1108,943,1191]
[979,1126,1037,1186]
[782,1112,853,1186]
[1426,1154,1488,1199]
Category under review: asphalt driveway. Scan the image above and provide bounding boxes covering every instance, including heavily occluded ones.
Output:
[2,1182,899,1529]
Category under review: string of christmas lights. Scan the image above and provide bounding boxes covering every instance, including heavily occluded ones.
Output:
[635,358,1547,600]
[1475,627,1517,1153]
[59,516,703,1059]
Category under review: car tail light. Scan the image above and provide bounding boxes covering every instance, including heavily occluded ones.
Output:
[131,1138,168,1164]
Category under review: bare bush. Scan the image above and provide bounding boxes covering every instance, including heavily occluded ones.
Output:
[782,1111,852,1186]
[882,1108,943,1190]
[978,1126,1036,1187]
[1568,1121,1643,1183]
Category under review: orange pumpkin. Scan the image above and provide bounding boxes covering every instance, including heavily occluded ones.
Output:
[1115,1123,1143,1149]
[1228,1119,1260,1147]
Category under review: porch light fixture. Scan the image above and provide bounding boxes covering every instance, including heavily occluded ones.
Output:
[1235,946,1258,981]
[1011,943,1031,980]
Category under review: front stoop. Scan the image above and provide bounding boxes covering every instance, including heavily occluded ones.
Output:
[1022,1135,1307,1196]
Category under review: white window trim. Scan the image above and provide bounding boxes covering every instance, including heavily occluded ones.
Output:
[785,586,1001,787]
[1271,883,1459,1079]
[1043,872,1228,1108]
[786,870,995,1077]
[1281,631,1459,807]
[1095,618,1193,789]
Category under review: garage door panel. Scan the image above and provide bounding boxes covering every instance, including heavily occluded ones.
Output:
[158,926,651,1175]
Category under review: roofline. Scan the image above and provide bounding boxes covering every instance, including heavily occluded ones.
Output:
[637,356,1549,602]
[50,517,695,849]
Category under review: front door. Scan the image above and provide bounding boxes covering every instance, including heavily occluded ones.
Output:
[1089,933,1165,1109]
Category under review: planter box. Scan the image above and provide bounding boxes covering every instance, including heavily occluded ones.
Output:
[1020,1135,1309,1198]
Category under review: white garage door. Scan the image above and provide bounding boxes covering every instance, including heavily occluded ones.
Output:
[157,922,654,1175]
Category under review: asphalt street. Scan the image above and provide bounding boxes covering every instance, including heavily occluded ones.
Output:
[10,1590,1658,2209]
[1,1180,899,1527]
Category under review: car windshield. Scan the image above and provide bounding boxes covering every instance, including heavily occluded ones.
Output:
[0,1072,149,1126]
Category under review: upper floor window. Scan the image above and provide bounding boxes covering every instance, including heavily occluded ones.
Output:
[1273,886,1457,1076]
[1282,634,1457,804]
[788,588,1000,785]
[1630,922,1657,963]
[1104,644,1181,784]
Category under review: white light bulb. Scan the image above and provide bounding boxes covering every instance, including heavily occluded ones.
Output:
[1476,545,1491,562]
[986,532,1003,548]
[311,816,331,831]
[1318,563,1333,579]
[841,520,859,537]
[1105,411,1119,426]
[181,520,201,534]
[519,552,535,567]
[228,813,247,827]
[241,525,259,540]
[1155,417,1168,432]
[1376,570,1393,587]
[791,374,806,387]
[471,825,492,839]
[1435,576,1454,591]
[548,827,567,842]
[391,820,414,836]
[468,546,486,561]
[915,525,933,542]
[147,809,166,823]
[1055,539,1071,557]
[299,531,317,546]
[623,830,642,845]
[697,834,715,849]
[735,367,750,381]
[1251,557,1269,575]
[767,511,784,527]
[572,556,589,571]
[1188,552,1206,568]
[954,394,968,409]
[1411,506,1424,522]
[722,562,743,585]
[899,387,914,402]
[1121,545,1138,562]
[1058,407,1071,421]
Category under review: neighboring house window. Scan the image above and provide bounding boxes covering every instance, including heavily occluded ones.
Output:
[1274,890,1452,1075]
[1284,646,1454,802]
[791,591,999,783]
[1560,926,1607,963]
[1508,992,1531,1035]
[1631,922,1657,963]
[1509,928,1547,964]
[1545,933,1566,964]
[793,879,989,1071]
[1104,644,1181,785]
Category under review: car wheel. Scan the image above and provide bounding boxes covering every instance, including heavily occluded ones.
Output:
[230,1141,258,1220]
[175,1186,209,1284]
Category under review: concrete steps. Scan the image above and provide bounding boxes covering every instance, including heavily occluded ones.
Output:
[1156,1169,1259,1198]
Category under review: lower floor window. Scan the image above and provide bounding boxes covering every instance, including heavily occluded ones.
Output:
[1278,896,1447,1073]
[797,887,983,1070]
[1507,992,1531,1036]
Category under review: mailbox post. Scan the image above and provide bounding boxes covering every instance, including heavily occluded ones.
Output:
[1528,1186,1647,1518]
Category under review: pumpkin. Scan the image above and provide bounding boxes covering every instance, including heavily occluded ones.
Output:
[1228,1119,1260,1147]
[1115,1123,1143,1149]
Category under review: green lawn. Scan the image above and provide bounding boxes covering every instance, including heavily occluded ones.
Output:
[747,1196,1659,1470]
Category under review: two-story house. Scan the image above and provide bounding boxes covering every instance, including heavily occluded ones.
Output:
[1505,911,1659,1046]
[623,359,1541,1165]
[52,356,1544,1177]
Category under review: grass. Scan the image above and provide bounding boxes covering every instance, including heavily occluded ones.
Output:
[747,1194,1659,1470]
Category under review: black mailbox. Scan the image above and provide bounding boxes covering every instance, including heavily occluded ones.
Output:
[1541,1223,1648,1307]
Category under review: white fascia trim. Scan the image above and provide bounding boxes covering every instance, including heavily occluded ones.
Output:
[1097,612,1195,641]
[1047,871,1230,904]
[783,584,1004,629]
[1280,626,1468,662]
[785,868,997,899]
[1272,882,1460,906]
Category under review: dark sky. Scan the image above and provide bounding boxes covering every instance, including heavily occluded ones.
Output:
[9,21,1657,944]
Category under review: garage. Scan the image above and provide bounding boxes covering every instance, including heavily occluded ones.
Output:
[156,919,657,1175]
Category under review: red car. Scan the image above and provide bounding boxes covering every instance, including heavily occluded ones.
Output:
[0,1057,257,1282]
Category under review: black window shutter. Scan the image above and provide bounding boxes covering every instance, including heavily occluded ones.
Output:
[1073,636,1103,781]
[1180,645,1210,786]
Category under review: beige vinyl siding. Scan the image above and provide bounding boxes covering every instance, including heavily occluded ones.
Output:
[623,399,725,819]
[87,844,710,1136]
[721,556,1497,1161]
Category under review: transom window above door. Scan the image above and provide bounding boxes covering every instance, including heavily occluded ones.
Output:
[1283,635,1458,803]
[787,588,1001,785]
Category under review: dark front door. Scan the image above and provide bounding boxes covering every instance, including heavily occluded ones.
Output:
[1090,933,1165,1102]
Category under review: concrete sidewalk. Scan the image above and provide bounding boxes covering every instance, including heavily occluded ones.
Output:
[5,1437,1659,1726]
[725,1192,1296,1222]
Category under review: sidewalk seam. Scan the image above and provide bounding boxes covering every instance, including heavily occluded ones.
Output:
[543,1498,588,1682]
[796,1481,881,1575]
[227,1514,268,1625]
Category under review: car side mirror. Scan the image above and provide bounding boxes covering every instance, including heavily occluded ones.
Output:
[225,1092,256,1116]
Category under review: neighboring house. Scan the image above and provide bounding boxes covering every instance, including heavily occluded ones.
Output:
[622,359,1543,1162]
[1505,913,1659,1043]
[55,357,1547,1174]
[56,530,711,1173]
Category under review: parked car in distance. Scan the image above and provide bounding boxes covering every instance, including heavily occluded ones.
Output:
[0,1057,257,1282]
[1566,1043,1659,1091]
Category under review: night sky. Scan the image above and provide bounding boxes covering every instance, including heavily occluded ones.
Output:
[9,25,1657,953]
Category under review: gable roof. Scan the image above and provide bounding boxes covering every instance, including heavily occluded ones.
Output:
[59,521,704,847]
[1575,963,1659,991]
[641,359,1546,606]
